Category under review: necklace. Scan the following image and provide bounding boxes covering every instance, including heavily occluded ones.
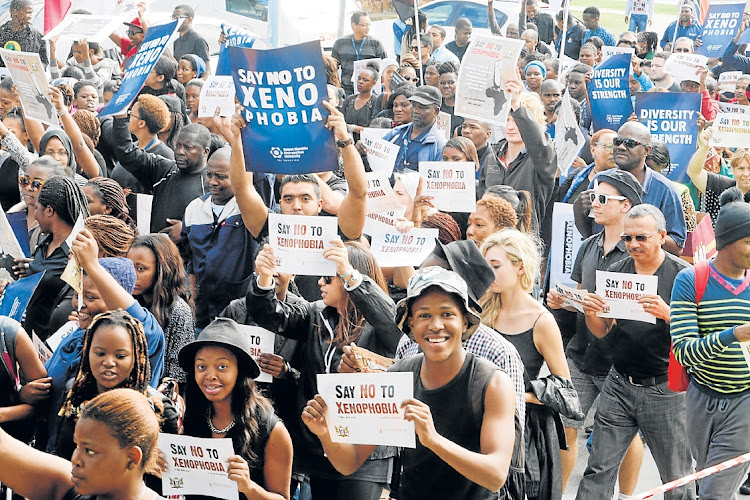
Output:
[206,407,235,434]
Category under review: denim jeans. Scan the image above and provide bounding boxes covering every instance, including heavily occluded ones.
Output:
[575,368,695,500]
[629,14,648,33]
[686,382,750,500]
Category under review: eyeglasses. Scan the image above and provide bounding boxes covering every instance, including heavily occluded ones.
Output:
[127,29,143,36]
[357,23,371,28]
[18,175,44,190]
[410,46,420,52]
[590,192,627,205]
[594,141,614,151]
[613,137,647,149]
[322,276,333,284]
[620,231,659,242]
[128,109,141,120]
[171,14,188,20]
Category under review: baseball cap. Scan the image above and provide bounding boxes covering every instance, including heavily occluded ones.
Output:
[408,85,442,107]
[395,266,482,333]
[123,17,144,32]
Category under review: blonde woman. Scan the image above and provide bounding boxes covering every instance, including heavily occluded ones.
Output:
[479,228,572,499]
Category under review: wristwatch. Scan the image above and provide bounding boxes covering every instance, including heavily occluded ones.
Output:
[336,137,354,148]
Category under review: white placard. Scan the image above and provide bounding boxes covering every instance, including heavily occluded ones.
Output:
[455,36,524,125]
[710,113,750,148]
[268,213,337,276]
[44,14,132,42]
[718,102,750,114]
[198,76,237,118]
[64,214,85,250]
[366,171,402,215]
[360,128,399,176]
[595,270,658,324]
[31,331,52,364]
[549,203,584,288]
[236,324,275,384]
[0,208,25,259]
[554,91,585,178]
[719,71,743,93]
[436,111,451,141]
[368,223,438,268]
[47,320,78,352]
[0,49,58,126]
[352,58,381,94]
[136,194,153,235]
[316,372,415,448]
[601,46,635,65]
[418,161,476,213]
[663,53,709,84]
[554,282,587,313]
[158,434,238,500]
[363,207,406,235]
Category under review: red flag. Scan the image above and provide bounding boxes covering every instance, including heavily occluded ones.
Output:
[44,0,72,35]
[684,214,717,264]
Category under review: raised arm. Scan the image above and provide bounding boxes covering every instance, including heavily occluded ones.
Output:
[49,87,100,178]
[0,426,73,500]
[227,114,269,238]
[111,115,173,187]
[487,0,503,36]
[687,127,711,193]
[326,101,367,240]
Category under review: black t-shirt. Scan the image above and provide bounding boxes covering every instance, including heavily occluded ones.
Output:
[173,29,210,63]
[445,41,468,62]
[605,253,689,378]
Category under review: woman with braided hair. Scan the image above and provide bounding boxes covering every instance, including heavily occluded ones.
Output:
[52,309,178,461]
[83,177,136,229]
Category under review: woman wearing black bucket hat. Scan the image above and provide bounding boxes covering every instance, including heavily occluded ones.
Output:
[178,318,293,500]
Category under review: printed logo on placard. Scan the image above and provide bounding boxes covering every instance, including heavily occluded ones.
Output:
[334,425,350,438]
[270,147,282,159]
[169,477,184,489]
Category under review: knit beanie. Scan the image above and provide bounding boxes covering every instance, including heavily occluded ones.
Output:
[98,257,137,294]
[715,187,750,250]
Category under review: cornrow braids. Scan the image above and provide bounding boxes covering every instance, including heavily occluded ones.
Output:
[36,175,89,227]
[85,177,134,227]
[85,215,135,258]
[59,309,151,419]
[72,109,101,146]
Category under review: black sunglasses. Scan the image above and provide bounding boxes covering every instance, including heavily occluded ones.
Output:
[322,276,333,284]
[613,137,647,149]
[620,231,658,242]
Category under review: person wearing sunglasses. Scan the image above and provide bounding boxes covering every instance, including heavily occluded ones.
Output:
[172,5,211,77]
[576,203,694,500]
[109,11,148,70]
[248,237,399,500]
[547,169,644,495]
[574,122,686,257]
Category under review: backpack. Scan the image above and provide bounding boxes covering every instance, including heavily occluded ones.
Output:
[667,260,709,392]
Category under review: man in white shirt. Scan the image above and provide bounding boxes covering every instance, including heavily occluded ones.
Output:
[428,25,459,64]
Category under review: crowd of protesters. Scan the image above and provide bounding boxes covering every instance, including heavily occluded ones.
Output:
[0,0,748,499]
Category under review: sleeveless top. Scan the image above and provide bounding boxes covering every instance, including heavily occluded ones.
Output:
[391,352,499,500]
[498,313,547,383]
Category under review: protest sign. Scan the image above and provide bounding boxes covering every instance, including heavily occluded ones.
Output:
[352,58,381,94]
[366,171,403,215]
[158,434,238,500]
[61,213,86,295]
[268,213,337,276]
[360,128,399,176]
[6,212,29,258]
[0,271,45,322]
[317,372,416,448]
[554,282,587,313]
[236,324,275,384]
[418,161,476,213]
[363,208,406,235]
[554,91,585,179]
[635,91,700,183]
[587,53,632,131]
[718,102,750,114]
[558,54,578,82]
[136,194,153,236]
[198,76,236,118]
[711,112,750,148]
[436,111,451,141]
[216,23,258,76]
[685,213,717,264]
[0,50,57,126]
[44,13,128,42]
[595,270,658,324]
[31,331,52,364]
[46,320,77,352]
[455,36,524,125]
[0,209,25,261]
[98,20,179,116]
[663,53,709,84]
[350,345,395,372]
[601,45,634,65]
[695,2,745,57]
[718,71,743,94]
[229,41,337,174]
[368,223,438,268]
[549,203,584,288]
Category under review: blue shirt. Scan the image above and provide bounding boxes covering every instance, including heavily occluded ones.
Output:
[660,20,702,49]
[582,27,616,47]
[589,167,687,247]
[383,121,447,172]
